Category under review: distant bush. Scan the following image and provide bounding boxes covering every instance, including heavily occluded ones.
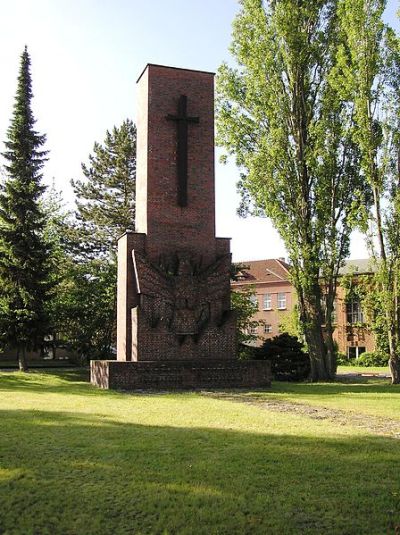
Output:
[336,352,349,366]
[254,333,310,381]
[336,353,359,366]
[237,343,259,360]
[357,351,388,367]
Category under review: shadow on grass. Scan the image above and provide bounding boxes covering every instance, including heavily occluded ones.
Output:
[0,408,399,534]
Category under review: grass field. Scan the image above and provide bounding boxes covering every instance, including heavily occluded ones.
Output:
[337,365,389,375]
[0,370,399,534]
[253,377,400,420]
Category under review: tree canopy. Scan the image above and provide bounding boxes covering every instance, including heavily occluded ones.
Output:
[45,120,137,361]
[217,0,370,380]
[71,119,136,258]
[337,0,400,383]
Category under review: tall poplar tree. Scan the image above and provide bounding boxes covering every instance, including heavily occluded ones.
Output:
[217,0,367,380]
[0,47,50,371]
[337,0,400,383]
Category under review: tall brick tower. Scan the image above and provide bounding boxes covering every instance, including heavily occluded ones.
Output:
[90,64,271,390]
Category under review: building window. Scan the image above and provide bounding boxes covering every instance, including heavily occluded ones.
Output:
[249,325,258,335]
[346,300,364,324]
[264,324,272,334]
[347,346,366,359]
[277,293,286,310]
[263,294,272,310]
[249,294,258,308]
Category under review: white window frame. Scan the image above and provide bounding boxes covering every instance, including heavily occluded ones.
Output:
[263,294,272,310]
[264,324,272,334]
[346,300,364,324]
[249,325,258,335]
[277,292,286,310]
[347,346,366,359]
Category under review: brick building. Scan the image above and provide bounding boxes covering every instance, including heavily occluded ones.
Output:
[232,259,294,342]
[333,259,375,358]
[232,258,376,357]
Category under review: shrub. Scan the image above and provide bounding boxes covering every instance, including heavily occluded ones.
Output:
[237,343,259,360]
[357,351,388,367]
[336,353,348,365]
[254,333,310,381]
[336,353,357,366]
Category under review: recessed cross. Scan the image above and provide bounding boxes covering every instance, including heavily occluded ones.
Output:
[166,95,199,207]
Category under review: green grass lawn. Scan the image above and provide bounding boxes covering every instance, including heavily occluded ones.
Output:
[0,370,399,534]
[337,365,389,375]
[257,376,400,420]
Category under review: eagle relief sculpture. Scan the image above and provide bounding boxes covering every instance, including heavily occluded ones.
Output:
[132,250,232,344]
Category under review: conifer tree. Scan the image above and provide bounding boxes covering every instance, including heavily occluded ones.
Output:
[57,120,137,361]
[71,119,136,258]
[0,47,50,371]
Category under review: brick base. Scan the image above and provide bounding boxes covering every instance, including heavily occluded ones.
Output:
[90,359,271,390]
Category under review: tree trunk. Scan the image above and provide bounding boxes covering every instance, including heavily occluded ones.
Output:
[389,356,400,384]
[18,346,28,372]
[304,322,329,381]
[371,183,399,383]
[324,323,337,379]
[391,273,400,384]
[299,294,332,381]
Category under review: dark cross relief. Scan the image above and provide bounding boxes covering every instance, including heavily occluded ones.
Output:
[166,95,199,207]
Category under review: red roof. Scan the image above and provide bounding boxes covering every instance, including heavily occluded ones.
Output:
[232,259,291,284]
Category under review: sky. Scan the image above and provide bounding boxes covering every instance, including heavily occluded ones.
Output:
[0,0,399,262]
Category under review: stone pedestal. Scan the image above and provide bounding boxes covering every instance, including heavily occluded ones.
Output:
[91,359,271,390]
[91,64,271,390]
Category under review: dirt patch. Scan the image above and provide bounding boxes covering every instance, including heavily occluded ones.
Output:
[202,391,400,439]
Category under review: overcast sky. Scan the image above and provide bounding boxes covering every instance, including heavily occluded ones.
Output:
[0,0,398,261]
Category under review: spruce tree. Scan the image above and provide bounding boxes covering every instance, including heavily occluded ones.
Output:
[71,119,136,258]
[0,47,50,371]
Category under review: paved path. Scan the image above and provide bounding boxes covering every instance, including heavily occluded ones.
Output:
[203,391,400,439]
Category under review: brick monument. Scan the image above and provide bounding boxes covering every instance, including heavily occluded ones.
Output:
[90,64,271,390]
